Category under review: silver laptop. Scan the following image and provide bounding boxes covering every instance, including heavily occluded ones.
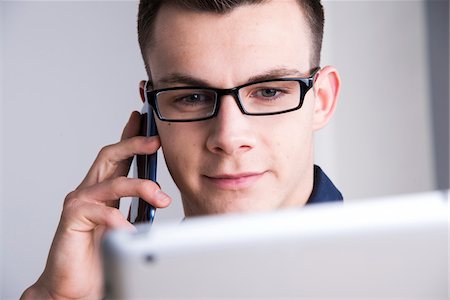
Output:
[102,190,449,299]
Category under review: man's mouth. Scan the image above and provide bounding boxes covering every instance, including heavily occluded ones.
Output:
[203,172,266,190]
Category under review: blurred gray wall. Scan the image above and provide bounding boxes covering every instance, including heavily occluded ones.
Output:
[0,1,4,298]
[426,0,449,190]
[1,1,448,299]
[316,0,449,199]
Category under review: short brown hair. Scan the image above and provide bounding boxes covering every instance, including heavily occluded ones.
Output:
[137,0,324,73]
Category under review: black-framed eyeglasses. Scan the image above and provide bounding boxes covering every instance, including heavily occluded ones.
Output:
[145,67,320,122]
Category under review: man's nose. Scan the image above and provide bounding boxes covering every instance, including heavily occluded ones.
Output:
[205,95,256,156]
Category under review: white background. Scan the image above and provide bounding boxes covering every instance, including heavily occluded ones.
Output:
[1,1,448,298]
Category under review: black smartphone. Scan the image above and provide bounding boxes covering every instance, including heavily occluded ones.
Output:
[128,100,158,225]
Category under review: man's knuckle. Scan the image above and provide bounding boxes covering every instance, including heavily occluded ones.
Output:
[105,207,122,220]
[62,195,82,218]
[128,136,144,150]
[138,180,158,199]
[98,144,114,159]
[63,191,77,206]
[112,176,127,187]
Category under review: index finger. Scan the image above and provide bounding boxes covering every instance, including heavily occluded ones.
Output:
[79,135,161,188]
[121,111,141,141]
[78,112,161,189]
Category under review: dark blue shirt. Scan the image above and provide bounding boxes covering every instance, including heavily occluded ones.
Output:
[306,165,343,204]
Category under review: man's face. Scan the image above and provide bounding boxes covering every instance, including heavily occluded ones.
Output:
[147,0,317,216]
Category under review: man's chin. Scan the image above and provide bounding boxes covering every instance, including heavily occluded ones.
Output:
[181,180,287,215]
[185,196,280,217]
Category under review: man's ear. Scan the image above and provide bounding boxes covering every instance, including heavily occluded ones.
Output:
[139,80,147,103]
[312,66,341,131]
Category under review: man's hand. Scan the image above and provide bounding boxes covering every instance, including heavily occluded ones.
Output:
[21,111,172,300]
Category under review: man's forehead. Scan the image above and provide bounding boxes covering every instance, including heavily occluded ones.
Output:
[148,0,312,88]
[151,0,310,48]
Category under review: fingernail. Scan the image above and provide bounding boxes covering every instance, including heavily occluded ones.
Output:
[155,189,171,202]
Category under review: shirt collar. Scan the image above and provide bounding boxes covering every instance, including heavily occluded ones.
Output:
[306,165,343,204]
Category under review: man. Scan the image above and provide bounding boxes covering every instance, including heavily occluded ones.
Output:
[22,0,341,298]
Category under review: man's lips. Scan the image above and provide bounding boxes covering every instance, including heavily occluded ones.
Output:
[203,172,266,189]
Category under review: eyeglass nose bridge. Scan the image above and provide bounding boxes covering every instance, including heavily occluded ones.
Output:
[211,87,249,117]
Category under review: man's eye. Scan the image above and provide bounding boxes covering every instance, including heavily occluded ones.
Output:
[175,93,212,105]
[260,89,278,97]
[253,88,284,100]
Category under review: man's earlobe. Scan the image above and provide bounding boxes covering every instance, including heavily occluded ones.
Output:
[139,80,147,103]
[312,66,341,131]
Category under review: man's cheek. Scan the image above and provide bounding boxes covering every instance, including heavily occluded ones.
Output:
[163,142,197,180]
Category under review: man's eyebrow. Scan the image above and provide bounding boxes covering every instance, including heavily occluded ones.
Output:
[155,68,307,88]
[246,68,307,83]
[156,73,210,88]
